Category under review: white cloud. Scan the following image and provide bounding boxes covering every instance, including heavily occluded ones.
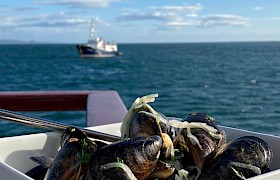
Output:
[118,11,169,22]
[151,3,202,14]
[38,0,121,8]
[199,14,250,27]
[253,6,263,11]
[118,4,250,29]
[0,13,89,31]
[187,13,198,17]
[270,17,280,20]
[165,14,250,28]
[118,4,203,22]
[0,2,255,42]
[165,19,201,27]
[0,6,38,18]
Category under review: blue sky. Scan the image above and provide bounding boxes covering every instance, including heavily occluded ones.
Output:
[0,0,280,43]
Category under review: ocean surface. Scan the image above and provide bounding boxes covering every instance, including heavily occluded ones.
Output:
[1,42,280,137]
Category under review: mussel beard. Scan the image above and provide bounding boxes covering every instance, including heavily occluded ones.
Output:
[89,135,162,180]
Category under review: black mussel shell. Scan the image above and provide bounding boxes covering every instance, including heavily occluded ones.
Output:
[129,111,172,159]
[129,111,162,138]
[99,164,137,180]
[60,126,88,147]
[25,165,48,180]
[200,136,273,180]
[89,135,162,180]
[148,160,175,179]
[179,113,226,169]
[184,112,221,134]
[46,141,83,180]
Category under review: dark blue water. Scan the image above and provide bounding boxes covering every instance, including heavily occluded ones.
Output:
[1,42,280,137]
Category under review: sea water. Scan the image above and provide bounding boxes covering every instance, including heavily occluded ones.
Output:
[1,42,280,137]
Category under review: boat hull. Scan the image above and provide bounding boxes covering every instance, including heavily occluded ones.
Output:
[76,45,121,58]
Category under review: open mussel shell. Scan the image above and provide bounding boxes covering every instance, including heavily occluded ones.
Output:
[200,136,273,179]
[89,135,163,180]
[179,112,226,169]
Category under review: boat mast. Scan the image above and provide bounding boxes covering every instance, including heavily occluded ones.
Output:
[89,19,96,40]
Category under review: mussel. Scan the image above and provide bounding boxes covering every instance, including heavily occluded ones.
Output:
[45,141,84,179]
[129,111,162,138]
[121,94,159,140]
[200,136,273,179]
[129,111,174,160]
[24,94,275,180]
[148,160,176,179]
[169,113,226,170]
[45,127,97,180]
[89,135,162,180]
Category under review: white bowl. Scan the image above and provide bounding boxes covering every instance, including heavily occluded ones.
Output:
[0,123,279,180]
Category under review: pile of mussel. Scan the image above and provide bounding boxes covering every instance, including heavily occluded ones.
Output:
[26,94,273,180]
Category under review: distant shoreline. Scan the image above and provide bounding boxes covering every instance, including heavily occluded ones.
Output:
[0,39,40,44]
[0,39,279,45]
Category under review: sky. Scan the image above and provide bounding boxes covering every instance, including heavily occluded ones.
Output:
[0,0,280,43]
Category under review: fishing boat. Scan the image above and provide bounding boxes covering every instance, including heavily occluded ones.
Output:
[0,91,280,179]
[76,19,122,58]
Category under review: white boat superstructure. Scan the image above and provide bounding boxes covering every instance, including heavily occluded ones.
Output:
[76,19,121,58]
[88,37,118,52]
